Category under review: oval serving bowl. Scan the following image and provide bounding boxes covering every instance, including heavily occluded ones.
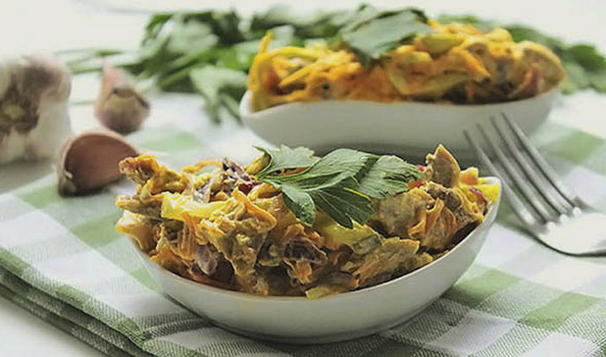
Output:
[240,89,559,158]
[130,177,501,344]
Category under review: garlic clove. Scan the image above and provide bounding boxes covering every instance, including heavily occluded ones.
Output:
[94,62,150,134]
[58,130,139,195]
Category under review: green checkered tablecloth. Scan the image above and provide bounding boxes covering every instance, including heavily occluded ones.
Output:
[1,107,606,356]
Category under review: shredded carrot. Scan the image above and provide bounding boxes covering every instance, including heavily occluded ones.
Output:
[248,19,565,110]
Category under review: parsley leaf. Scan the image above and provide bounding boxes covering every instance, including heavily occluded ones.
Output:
[280,174,373,228]
[277,148,370,182]
[190,66,248,123]
[340,8,432,66]
[168,20,218,55]
[255,145,317,179]
[357,155,423,198]
[255,146,422,228]
[589,69,606,92]
[568,44,606,72]
[308,178,373,228]
[339,5,383,33]
[281,184,317,226]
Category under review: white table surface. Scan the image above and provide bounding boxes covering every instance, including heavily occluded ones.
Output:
[0,0,604,355]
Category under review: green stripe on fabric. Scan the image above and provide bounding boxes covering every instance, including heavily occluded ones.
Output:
[2,286,142,357]
[455,264,492,283]
[359,342,423,357]
[359,334,451,356]
[0,281,116,356]
[141,131,203,152]
[130,266,158,291]
[78,238,162,301]
[185,331,281,356]
[57,285,93,310]
[0,250,161,356]
[128,125,191,145]
[147,320,216,340]
[41,191,118,229]
[473,323,549,357]
[536,122,606,175]
[0,248,30,276]
[495,201,526,229]
[276,334,410,357]
[136,311,203,327]
[99,238,149,276]
[474,280,561,321]
[143,339,204,357]
[542,129,603,165]
[535,121,602,149]
[380,298,471,352]
[0,195,33,221]
[116,317,154,345]
[5,273,152,357]
[67,210,152,289]
[520,292,601,331]
[556,302,606,353]
[0,281,17,300]
[532,121,580,145]
[137,311,212,339]
[17,183,60,209]
[444,269,519,308]
[71,211,123,248]
[10,236,88,266]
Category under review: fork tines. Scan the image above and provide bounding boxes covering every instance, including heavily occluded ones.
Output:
[464,113,582,229]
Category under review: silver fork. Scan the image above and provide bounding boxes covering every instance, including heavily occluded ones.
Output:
[464,114,606,256]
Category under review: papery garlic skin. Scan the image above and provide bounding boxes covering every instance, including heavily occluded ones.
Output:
[0,55,72,164]
[95,62,149,134]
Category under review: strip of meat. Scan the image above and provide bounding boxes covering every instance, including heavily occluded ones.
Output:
[342,238,419,288]
[424,145,461,188]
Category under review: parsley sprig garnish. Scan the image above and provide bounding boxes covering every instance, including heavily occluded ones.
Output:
[255,146,423,228]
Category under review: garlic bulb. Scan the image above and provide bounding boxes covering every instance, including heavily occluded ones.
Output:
[58,130,139,195]
[0,55,72,164]
[95,62,150,134]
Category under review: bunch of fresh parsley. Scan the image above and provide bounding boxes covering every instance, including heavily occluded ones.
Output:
[63,5,606,123]
[254,146,423,228]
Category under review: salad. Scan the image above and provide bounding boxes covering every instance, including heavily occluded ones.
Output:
[115,145,498,298]
[248,10,565,111]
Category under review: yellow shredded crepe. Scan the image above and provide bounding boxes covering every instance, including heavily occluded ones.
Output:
[248,19,565,111]
[115,146,498,298]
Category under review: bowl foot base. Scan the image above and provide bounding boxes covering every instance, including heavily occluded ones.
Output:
[211,300,435,345]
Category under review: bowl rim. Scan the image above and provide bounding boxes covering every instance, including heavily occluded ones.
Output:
[131,176,501,302]
[239,86,561,118]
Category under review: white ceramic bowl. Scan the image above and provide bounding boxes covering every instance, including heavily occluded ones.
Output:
[130,177,501,344]
[240,89,559,158]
